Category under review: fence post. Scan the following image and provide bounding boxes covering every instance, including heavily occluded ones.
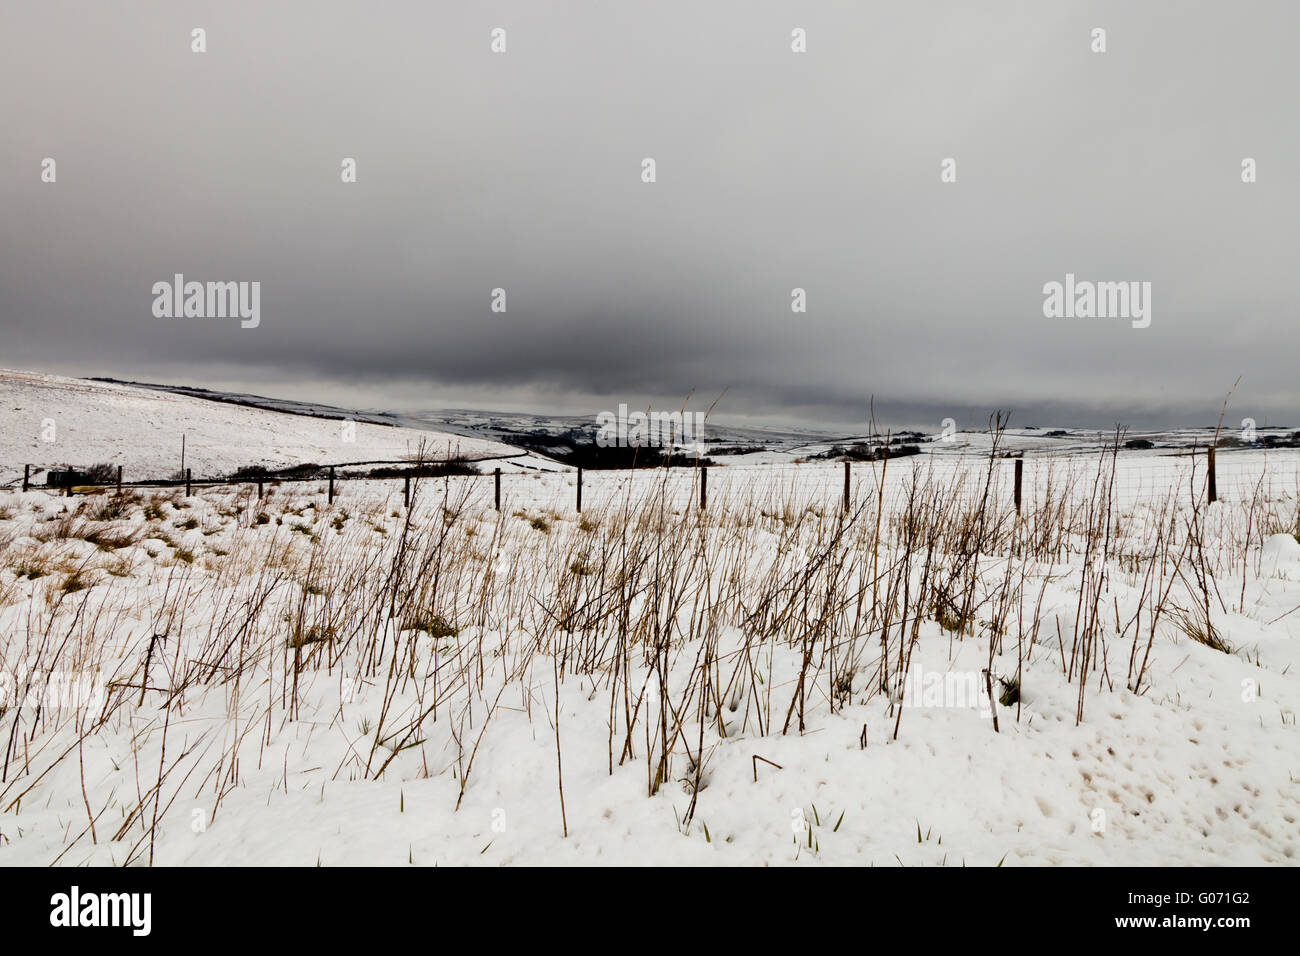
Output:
[64,474,71,497]
[185,468,191,497]
[843,460,850,511]
[404,474,410,508]
[983,669,1000,734]
[494,468,501,511]
[257,478,264,499]
[1207,446,1217,504]
[576,467,583,513]
[116,465,123,495]
[1013,457,1023,514]
[700,464,708,511]
[328,466,335,504]
[22,464,29,493]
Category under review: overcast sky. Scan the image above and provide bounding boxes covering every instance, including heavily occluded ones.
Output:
[2,1,1297,430]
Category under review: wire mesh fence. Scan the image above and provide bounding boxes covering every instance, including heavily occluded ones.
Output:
[8,447,1300,528]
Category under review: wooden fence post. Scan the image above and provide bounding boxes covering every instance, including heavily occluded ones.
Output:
[185,468,192,497]
[983,669,1000,734]
[328,466,335,504]
[116,465,123,495]
[494,468,501,511]
[1207,446,1217,504]
[1014,457,1023,514]
[576,468,583,513]
[403,474,410,508]
[257,478,264,499]
[22,464,29,493]
[843,460,850,511]
[700,464,708,511]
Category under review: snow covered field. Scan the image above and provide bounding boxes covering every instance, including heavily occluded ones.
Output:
[0,374,1298,866]
[1,454,1298,866]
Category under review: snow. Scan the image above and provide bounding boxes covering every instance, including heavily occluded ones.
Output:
[1262,533,1300,578]
[0,369,526,485]
[0,371,1298,867]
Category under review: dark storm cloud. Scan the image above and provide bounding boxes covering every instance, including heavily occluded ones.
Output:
[2,0,1297,429]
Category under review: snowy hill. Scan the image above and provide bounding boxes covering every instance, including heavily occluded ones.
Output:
[0,370,528,485]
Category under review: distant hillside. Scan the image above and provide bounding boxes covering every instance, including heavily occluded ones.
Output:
[0,370,526,486]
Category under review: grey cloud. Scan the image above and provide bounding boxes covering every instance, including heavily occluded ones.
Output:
[2,0,1296,430]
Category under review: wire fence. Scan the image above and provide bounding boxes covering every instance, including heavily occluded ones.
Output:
[8,447,1300,520]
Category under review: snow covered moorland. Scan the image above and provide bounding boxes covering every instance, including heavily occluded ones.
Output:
[0,379,1298,866]
[0,369,523,486]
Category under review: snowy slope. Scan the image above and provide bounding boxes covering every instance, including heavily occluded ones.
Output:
[0,370,530,484]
